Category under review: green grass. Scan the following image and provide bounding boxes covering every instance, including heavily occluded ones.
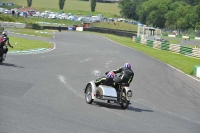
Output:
[92,22,138,31]
[98,33,200,75]
[0,4,20,9]
[0,14,35,24]
[0,0,120,17]
[6,28,54,37]
[8,36,53,51]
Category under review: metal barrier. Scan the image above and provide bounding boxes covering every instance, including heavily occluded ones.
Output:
[83,27,136,38]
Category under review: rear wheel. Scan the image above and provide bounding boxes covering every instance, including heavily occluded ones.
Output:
[120,90,130,109]
[85,84,93,104]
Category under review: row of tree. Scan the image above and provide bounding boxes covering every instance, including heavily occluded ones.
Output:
[119,0,200,31]
[27,0,66,10]
[27,0,97,12]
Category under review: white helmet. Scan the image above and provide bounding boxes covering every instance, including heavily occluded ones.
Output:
[2,31,8,36]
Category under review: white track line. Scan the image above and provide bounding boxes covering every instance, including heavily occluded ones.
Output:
[80,58,92,63]
[58,75,84,99]
[8,42,56,55]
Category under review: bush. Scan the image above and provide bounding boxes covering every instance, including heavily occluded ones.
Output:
[32,23,42,29]
[162,33,168,36]
[189,36,195,39]
[0,14,15,22]
[176,35,182,38]
[26,23,43,29]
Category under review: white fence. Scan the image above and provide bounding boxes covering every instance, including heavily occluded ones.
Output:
[0,22,26,28]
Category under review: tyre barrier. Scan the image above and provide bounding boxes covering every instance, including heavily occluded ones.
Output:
[141,38,147,45]
[169,44,180,53]
[153,41,161,49]
[133,37,200,59]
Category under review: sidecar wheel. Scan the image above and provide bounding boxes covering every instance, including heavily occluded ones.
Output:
[120,91,130,109]
[85,84,93,104]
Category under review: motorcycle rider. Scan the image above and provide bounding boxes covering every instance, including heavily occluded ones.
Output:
[95,71,115,87]
[95,71,115,103]
[108,63,134,103]
[58,26,61,32]
[0,31,13,61]
[106,63,134,91]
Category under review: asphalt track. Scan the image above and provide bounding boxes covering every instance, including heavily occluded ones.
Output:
[0,31,200,133]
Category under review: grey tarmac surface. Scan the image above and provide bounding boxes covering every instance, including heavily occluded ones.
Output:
[0,31,200,133]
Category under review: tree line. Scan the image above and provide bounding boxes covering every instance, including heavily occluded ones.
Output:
[119,0,200,32]
[27,0,97,12]
[27,0,66,10]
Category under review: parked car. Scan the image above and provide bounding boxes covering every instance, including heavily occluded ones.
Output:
[108,18,114,22]
[7,2,14,6]
[4,9,12,14]
[28,10,36,16]
[32,12,40,17]
[0,2,5,6]
[0,8,6,14]
[59,15,68,19]
[40,12,49,18]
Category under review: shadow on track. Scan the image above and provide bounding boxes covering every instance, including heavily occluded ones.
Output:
[93,101,153,112]
[128,106,153,112]
[0,63,25,68]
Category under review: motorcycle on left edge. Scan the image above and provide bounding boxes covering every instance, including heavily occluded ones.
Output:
[0,47,6,64]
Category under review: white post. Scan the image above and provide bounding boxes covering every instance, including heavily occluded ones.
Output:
[142,26,145,39]
[137,25,140,37]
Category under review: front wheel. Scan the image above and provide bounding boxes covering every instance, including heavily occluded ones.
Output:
[85,84,93,104]
[0,57,3,64]
[120,91,130,109]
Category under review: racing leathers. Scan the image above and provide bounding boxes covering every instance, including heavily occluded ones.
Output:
[112,67,134,88]
[0,35,13,60]
[95,76,114,87]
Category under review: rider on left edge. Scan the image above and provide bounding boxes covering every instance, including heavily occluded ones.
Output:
[0,31,13,61]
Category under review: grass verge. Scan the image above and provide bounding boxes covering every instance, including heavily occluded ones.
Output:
[8,36,53,51]
[98,33,200,75]
[92,22,138,31]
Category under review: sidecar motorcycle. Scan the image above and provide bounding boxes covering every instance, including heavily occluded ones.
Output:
[84,75,132,109]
